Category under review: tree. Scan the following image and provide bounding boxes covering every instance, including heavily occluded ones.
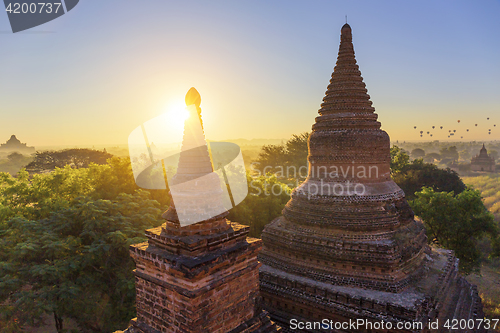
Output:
[284,133,309,170]
[0,191,163,332]
[459,150,471,161]
[0,157,169,332]
[25,149,113,173]
[440,146,459,162]
[390,146,410,175]
[424,152,441,163]
[411,187,498,273]
[254,145,287,173]
[227,173,291,238]
[390,146,466,200]
[410,148,425,159]
[253,133,309,180]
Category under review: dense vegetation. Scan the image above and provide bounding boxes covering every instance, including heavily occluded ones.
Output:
[411,187,498,273]
[1,138,500,331]
[0,158,166,332]
[390,146,467,200]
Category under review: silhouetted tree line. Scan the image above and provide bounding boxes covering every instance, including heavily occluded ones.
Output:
[25,148,113,173]
[252,133,309,180]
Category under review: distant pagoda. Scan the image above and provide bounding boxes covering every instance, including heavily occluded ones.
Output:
[0,135,35,154]
[122,88,279,333]
[471,144,495,172]
[259,24,485,332]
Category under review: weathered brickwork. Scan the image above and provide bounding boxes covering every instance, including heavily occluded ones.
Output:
[126,220,279,333]
[259,24,486,333]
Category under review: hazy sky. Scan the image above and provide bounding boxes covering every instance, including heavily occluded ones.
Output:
[1,0,499,146]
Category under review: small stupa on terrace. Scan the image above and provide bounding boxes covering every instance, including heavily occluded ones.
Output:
[258,23,485,332]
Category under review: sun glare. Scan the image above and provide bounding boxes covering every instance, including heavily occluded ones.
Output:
[165,103,190,129]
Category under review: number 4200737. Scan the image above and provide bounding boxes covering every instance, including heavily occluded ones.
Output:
[6,2,62,14]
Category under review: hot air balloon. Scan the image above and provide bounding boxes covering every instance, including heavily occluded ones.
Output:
[414,126,417,129]
[458,120,460,123]
[440,126,443,129]
[449,130,451,132]
[432,126,435,129]
[427,131,430,134]
[467,129,469,132]
[461,136,463,139]
[420,135,423,137]
[420,131,423,134]
[475,124,478,126]
[430,134,433,137]
[453,130,456,133]
[489,129,491,131]
[487,118,490,120]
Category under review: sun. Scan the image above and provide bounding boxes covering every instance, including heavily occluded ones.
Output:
[165,102,190,129]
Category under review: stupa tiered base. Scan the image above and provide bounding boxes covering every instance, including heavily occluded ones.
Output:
[125,219,280,333]
[260,247,485,332]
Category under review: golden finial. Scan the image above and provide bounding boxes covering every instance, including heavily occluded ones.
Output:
[185,87,201,108]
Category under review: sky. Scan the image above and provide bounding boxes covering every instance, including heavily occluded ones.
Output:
[0,0,499,146]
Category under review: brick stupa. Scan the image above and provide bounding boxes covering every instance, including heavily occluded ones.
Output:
[124,88,279,333]
[259,24,486,332]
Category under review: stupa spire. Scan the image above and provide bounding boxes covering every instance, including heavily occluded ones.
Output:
[162,88,228,224]
[317,23,379,129]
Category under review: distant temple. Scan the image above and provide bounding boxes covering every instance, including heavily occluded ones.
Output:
[0,135,35,154]
[471,144,495,172]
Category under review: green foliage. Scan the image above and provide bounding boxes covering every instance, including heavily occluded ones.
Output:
[0,156,167,332]
[391,146,466,200]
[439,146,459,163]
[0,192,163,332]
[227,174,291,238]
[390,146,410,175]
[411,187,498,274]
